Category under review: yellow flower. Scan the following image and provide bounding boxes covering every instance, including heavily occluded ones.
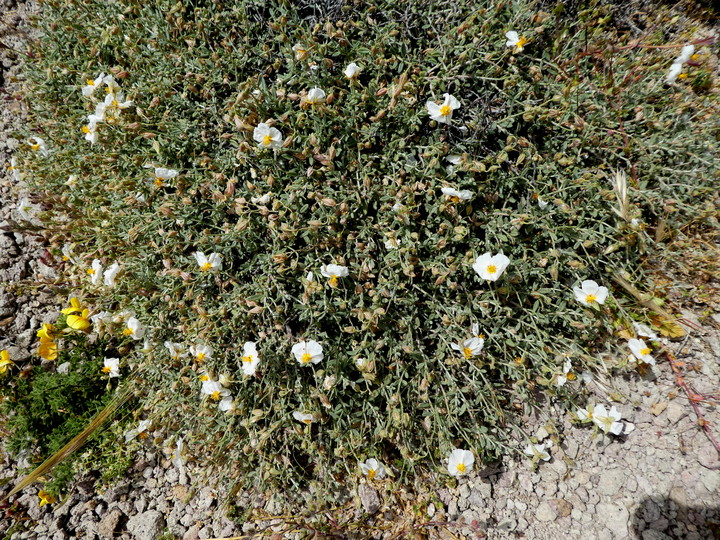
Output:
[38,490,56,506]
[37,323,55,342]
[38,340,58,361]
[61,297,84,316]
[0,350,14,374]
[67,309,92,331]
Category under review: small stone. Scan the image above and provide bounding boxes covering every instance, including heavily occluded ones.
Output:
[102,483,130,504]
[597,468,625,496]
[549,498,573,518]
[173,485,189,501]
[535,501,557,522]
[426,503,435,518]
[700,470,720,493]
[183,525,201,540]
[665,401,687,425]
[358,484,381,515]
[97,508,125,538]
[126,510,165,540]
[596,502,629,538]
[535,426,550,441]
[650,401,668,416]
[697,442,720,470]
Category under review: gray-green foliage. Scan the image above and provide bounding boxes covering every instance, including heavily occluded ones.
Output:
[17,0,719,494]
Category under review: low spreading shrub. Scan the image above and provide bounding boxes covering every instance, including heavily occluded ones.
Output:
[5,0,718,500]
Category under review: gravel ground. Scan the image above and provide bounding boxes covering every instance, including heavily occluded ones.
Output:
[1,1,719,539]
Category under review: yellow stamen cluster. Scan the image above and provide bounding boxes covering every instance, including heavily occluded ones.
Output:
[200,262,213,271]
[262,134,272,146]
[196,353,206,363]
[457,463,466,473]
[585,294,597,303]
[301,353,313,364]
[487,265,497,274]
[439,104,452,116]
[210,390,221,401]
[640,347,651,356]
[463,347,473,359]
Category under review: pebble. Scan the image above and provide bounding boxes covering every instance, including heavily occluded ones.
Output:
[357,484,381,515]
[535,501,557,522]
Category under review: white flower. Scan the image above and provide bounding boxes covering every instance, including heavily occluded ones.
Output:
[293,411,314,424]
[101,357,120,378]
[557,358,574,386]
[103,74,121,95]
[88,259,103,286]
[82,117,99,145]
[666,44,695,83]
[305,87,326,105]
[82,73,105,97]
[524,441,552,462]
[451,337,484,359]
[201,379,231,402]
[633,322,658,340]
[152,167,179,187]
[164,341,187,360]
[93,101,107,122]
[102,91,133,121]
[253,122,283,149]
[384,236,401,250]
[392,202,404,212]
[446,155,462,166]
[537,198,549,210]
[320,264,349,287]
[28,136,49,156]
[56,362,70,374]
[578,404,624,435]
[573,280,609,306]
[426,93,461,124]
[344,62,361,79]
[292,43,308,61]
[505,31,528,53]
[193,251,222,272]
[472,252,510,282]
[241,341,260,376]
[103,262,120,287]
[124,419,152,442]
[447,448,474,477]
[628,338,655,366]
[190,343,213,364]
[666,63,684,84]
[292,340,323,365]
[441,187,473,202]
[9,157,22,183]
[219,396,236,413]
[90,311,112,330]
[172,437,186,470]
[16,196,38,222]
[123,316,145,340]
[251,193,271,205]
[675,44,695,65]
[360,458,386,480]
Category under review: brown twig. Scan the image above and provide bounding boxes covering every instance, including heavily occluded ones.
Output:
[662,346,720,454]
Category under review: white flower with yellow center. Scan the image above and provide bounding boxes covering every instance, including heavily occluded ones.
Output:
[628,339,655,366]
[28,136,49,156]
[344,62,361,79]
[193,251,222,272]
[524,441,552,462]
[124,419,152,442]
[292,43,308,61]
[253,122,283,149]
[292,340,323,366]
[578,404,624,435]
[82,116,100,145]
[101,357,120,378]
[102,91,133,122]
[123,316,145,340]
[189,343,213,364]
[573,280,608,306]
[152,167,179,188]
[426,93,460,124]
[16,196,39,222]
[241,341,260,376]
[172,437,186,470]
[103,74,121,95]
[103,262,120,287]
[557,358,576,386]
[87,259,103,286]
[305,87,326,105]
[633,322,658,341]
[360,458,386,480]
[9,157,22,183]
[666,44,695,84]
[201,379,231,402]
[82,72,105,97]
[293,411,314,424]
[447,448,474,477]
[472,252,510,282]
[441,187,473,202]
[451,336,484,360]
[505,31,528,53]
[164,341,187,361]
[320,264,349,287]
